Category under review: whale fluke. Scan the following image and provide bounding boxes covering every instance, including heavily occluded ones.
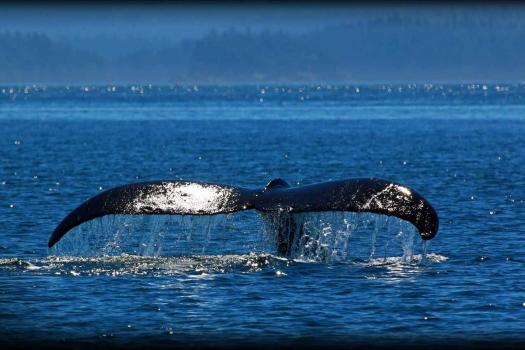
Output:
[48,178,439,250]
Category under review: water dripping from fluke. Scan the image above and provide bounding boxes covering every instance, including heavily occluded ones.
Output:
[48,213,265,258]
[48,210,438,270]
[45,177,442,277]
[261,211,427,264]
[48,178,439,251]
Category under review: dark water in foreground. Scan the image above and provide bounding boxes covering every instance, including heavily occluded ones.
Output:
[0,85,524,348]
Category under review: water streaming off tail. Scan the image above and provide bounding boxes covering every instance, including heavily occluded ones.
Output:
[50,211,272,257]
[261,211,424,263]
[50,211,426,263]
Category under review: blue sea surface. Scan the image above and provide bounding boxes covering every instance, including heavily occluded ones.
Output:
[0,84,524,348]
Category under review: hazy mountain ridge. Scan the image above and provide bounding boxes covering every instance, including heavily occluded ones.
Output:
[1,18,524,84]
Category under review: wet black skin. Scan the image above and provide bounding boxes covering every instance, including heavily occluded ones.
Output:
[262,179,302,255]
[49,178,439,256]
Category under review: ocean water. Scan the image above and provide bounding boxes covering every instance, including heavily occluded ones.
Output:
[0,84,524,348]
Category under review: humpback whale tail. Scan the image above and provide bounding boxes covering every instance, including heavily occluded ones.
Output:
[48,178,439,255]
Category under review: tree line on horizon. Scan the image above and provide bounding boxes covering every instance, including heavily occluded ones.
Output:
[1,18,524,84]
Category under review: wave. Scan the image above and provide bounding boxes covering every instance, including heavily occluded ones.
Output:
[0,251,448,279]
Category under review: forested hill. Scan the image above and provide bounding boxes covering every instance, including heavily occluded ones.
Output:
[1,17,524,84]
[0,32,103,83]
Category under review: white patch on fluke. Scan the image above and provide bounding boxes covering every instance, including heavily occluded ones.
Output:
[131,182,236,214]
[360,184,394,210]
[361,184,411,211]
[395,184,411,196]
